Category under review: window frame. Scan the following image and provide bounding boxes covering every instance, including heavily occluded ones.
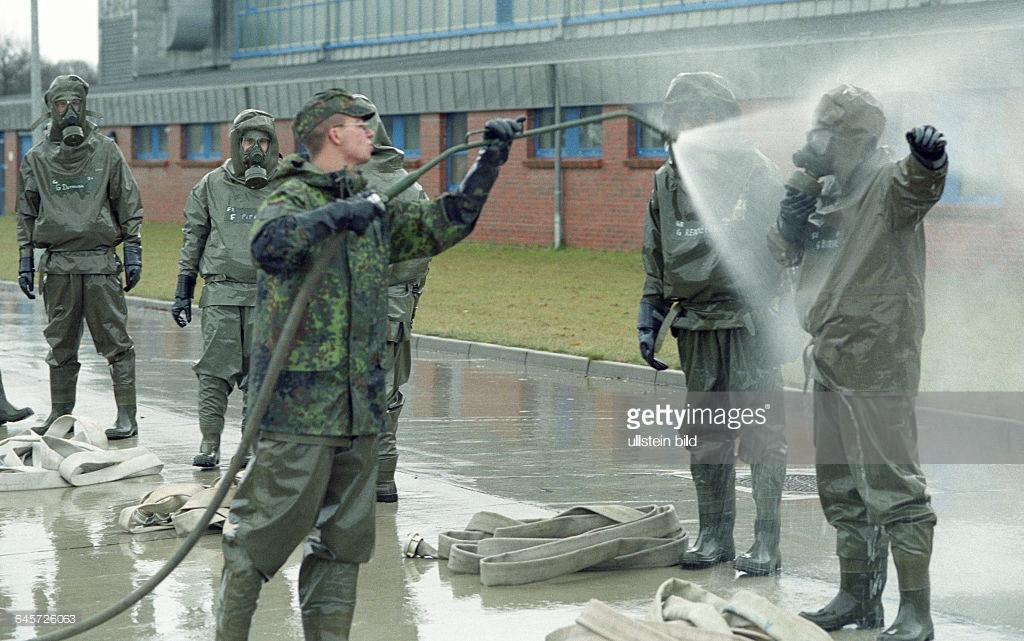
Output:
[381,114,421,160]
[533,106,603,159]
[445,113,468,192]
[184,123,222,161]
[134,125,169,161]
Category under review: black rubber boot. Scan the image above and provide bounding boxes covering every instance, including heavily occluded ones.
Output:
[193,440,221,469]
[735,461,785,575]
[0,371,34,425]
[879,552,933,641]
[377,456,398,503]
[106,404,138,440]
[801,558,887,630]
[33,364,79,434]
[106,356,138,440]
[681,463,736,568]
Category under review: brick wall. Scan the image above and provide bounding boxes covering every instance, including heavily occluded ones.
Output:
[4,97,1022,273]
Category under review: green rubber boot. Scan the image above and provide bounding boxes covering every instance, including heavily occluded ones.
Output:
[0,371,34,425]
[194,374,231,467]
[879,551,933,641]
[801,557,887,630]
[680,463,736,568]
[105,356,138,440]
[33,364,79,434]
[377,456,398,503]
[734,462,785,575]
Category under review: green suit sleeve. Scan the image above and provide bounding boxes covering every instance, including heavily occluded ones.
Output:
[641,172,665,302]
[885,155,948,231]
[107,144,144,245]
[178,178,211,277]
[15,159,39,260]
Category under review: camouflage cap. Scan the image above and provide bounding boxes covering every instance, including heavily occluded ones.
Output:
[663,72,740,118]
[292,89,376,144]
[812,84,886,139]
[44,74,89,107]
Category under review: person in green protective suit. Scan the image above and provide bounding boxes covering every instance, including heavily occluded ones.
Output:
[638,72,788,576]
[214,88,520,641]
[0,368,34,425]
[15,75,144,440]
[768,85,947,641]
[360,107,431,502]
[172,109,279,469]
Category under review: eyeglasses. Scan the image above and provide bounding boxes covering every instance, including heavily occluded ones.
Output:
[331,123,373,134]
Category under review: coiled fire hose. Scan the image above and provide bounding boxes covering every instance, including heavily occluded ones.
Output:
[31,110,672,641]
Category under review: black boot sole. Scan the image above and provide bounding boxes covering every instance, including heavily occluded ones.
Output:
[800,611,884,631]
[734,558,782,575]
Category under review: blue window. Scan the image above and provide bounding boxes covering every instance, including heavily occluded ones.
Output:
[445,113,468,192]
[534,106,603,158]
[635,104,668,158]
[380,115,421,160]
[184,123,221,160]
[19,133,33,161]
[134,125,169,161]
[496,0,514,24]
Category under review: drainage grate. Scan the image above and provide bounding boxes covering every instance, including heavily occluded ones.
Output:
[736,472,818,496]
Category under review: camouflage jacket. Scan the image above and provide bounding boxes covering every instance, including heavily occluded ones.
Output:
[248,154,474,441]
[767,149,947,394]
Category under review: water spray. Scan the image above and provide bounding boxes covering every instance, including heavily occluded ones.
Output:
[29,110,674,641]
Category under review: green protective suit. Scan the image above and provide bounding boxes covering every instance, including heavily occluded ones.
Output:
[642,149,787,464]
[216,154,483,640]
[16,123,143,417]
[178,159,274,449]
[362,113,430,491]
[767,148,946,568]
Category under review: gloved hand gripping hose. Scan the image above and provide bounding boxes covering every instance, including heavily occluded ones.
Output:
[30,109,673,641]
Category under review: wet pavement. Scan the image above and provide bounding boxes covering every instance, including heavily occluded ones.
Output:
[1,288,1022,641]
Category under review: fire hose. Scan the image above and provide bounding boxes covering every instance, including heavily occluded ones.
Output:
[30,110,673,641]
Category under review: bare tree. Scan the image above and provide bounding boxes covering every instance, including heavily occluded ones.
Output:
[0,36,97,96]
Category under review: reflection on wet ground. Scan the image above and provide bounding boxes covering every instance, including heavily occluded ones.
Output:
[1,291,1022,640]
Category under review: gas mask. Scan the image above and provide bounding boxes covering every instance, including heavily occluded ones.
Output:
[241,132,271,188]
[229,109,279,190]
[792,128,835,179]
[42,75,91,148]
[788,85,886,196]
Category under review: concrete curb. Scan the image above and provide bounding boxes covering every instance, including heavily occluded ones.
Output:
[1,280,683,388]
[414,334,684,388]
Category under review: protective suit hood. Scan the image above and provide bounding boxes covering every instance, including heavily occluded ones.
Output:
[42,75,94,147]
[662,72,741,130]
[229,109,279,189]
[364,112,407,173]
[793,85,886,180]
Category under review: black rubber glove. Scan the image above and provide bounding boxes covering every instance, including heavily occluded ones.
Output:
[777,188,817,246]
[637,298,669,371]
[296,194,385,240]
[479,118,523,166]
[123,244,142,292]
[905,125,947,169]
[171,273,196,327]
[18,256,35,300]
